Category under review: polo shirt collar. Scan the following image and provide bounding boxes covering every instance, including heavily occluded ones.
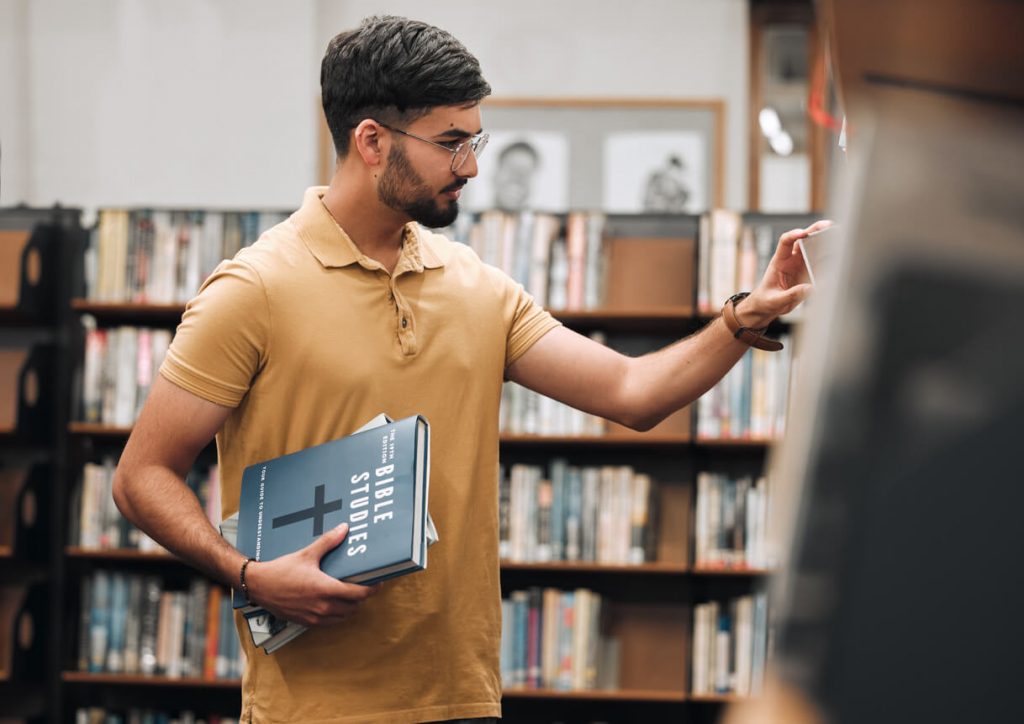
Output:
[293,186,450,271]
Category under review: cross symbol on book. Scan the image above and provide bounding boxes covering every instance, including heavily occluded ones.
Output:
[271,484,344,537]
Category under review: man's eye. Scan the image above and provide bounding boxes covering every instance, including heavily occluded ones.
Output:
[440,142,461,151]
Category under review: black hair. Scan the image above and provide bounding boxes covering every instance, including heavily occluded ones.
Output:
[321,16,491,157]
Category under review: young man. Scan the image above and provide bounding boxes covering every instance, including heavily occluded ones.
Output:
[113,15,821,724]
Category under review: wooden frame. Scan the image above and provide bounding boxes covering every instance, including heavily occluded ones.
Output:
[318,97,725,212]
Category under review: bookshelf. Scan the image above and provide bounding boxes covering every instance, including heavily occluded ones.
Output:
[0,206,83,724]
[54,205,815,723]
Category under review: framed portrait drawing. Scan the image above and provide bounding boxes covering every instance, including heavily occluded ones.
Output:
[471,98,725,213]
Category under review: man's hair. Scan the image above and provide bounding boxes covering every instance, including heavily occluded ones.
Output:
[321,16,491,157]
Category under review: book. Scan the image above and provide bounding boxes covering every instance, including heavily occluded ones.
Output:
[222,411,434,655]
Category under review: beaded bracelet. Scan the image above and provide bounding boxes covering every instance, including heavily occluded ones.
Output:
[240,557,257,604]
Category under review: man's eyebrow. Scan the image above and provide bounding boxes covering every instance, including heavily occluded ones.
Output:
[434,127,483,140]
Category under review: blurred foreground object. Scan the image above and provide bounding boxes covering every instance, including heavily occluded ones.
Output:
[733,1,1024,722]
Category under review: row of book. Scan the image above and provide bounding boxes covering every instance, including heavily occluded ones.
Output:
[86,209,288,304]
[691,593,770,696]
[500,461,656,565]
[697,210,802,320]
[694,474,773,570]
[78,570,243,680]
[76,710,239,724]
[80,320,171,426]
[70,457,220,552]
[445,211,608,311]
[696,340,793,440]
[500,381,606,437]
[500,587,617,691]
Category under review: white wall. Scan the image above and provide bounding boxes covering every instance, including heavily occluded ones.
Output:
[24,0,319,212]
[0,0,31,206]
[5,0,750,212]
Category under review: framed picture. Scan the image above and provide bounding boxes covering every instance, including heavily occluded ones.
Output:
[472,98,725,213]
[318,98,724,214]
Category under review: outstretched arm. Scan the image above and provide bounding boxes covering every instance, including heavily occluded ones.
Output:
[507,222,827,430]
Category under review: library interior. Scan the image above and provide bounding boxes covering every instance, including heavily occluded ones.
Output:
[1,1,1021,723]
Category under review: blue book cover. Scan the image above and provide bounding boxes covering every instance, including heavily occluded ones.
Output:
[233,414,431,608]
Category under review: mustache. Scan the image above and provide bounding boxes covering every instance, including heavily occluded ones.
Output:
[442,180,467,193]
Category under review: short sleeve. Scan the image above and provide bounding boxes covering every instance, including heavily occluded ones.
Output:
[503,278,562,369]
[159,258,270,407]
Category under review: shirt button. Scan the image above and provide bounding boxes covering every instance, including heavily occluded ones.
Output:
[401,317,408,328]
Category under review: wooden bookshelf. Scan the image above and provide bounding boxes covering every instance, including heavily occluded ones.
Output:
[500,561,689,575]
[68,422,133,437]
[65,547,176,562]
[71,299,186,323]
[501,432,691,446]
[502,687,687,702]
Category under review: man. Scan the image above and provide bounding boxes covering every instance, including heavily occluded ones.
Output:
[113,15,821,724]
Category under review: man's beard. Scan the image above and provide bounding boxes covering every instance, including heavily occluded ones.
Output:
[378,144,463,229]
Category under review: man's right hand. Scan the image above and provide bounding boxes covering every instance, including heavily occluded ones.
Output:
[242,523,381,627]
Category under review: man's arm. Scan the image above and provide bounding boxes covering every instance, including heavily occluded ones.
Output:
[113,375,377,627]
[507,223,826,431]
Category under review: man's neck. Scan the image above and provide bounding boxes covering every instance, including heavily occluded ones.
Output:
[321,175,407,274]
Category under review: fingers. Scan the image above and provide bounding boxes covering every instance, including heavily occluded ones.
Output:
[786,282,813,307]
[776,220,833,256]
[304,522,349,561]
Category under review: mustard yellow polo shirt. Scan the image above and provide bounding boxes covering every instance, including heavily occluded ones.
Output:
[160,186,560,723]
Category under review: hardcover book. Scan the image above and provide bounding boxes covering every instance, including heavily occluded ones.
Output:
[233,414,433,611]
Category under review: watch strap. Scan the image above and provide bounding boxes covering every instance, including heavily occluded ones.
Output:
[722,292,784,352]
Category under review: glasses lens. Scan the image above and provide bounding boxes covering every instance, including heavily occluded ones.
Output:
[452,134,489,172]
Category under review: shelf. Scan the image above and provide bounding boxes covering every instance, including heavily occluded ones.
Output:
[689,693,753,703]
[66,547,176,562]
[68,422,132,437]
[501,561,689,575]
[62,672,240,689]
[71,299,186,323]
[691,566,775,577]
[501,433,691,446]
[66,425,777,454]
[504,687,687,703]
[693,438,776,449]
[64,551,773,578]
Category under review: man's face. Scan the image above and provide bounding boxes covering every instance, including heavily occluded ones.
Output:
[377,104,483,228]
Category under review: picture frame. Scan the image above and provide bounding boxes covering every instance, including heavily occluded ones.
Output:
[318,97,725,214]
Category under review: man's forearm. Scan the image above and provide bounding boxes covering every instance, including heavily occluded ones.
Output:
[619,316,750,431]
[113,465,245,589]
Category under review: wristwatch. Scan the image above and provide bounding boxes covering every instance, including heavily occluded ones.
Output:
[721,292,783,351]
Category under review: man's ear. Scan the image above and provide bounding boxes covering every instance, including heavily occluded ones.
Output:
[352,119,386,168]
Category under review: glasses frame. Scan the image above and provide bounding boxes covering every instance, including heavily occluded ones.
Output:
[374,120,489,173]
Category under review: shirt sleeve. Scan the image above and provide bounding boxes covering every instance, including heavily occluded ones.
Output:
[503,277,562,369]
[159,257,270,407]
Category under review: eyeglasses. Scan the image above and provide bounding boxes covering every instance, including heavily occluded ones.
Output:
[375,121,489,173]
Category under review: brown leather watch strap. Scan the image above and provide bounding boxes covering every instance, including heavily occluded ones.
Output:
[721,292,784,351]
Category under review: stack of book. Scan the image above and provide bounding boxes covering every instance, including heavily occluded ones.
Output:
[696,342,793,441]
[690,593,770,696]
[499,460,657,565]
[79,319,172,426]
[443,210,607,311]
[86,209,288,304]
[77,570,243,680]
[224,414,435,654]
[693,473,773,570]
[500,586,617,692]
